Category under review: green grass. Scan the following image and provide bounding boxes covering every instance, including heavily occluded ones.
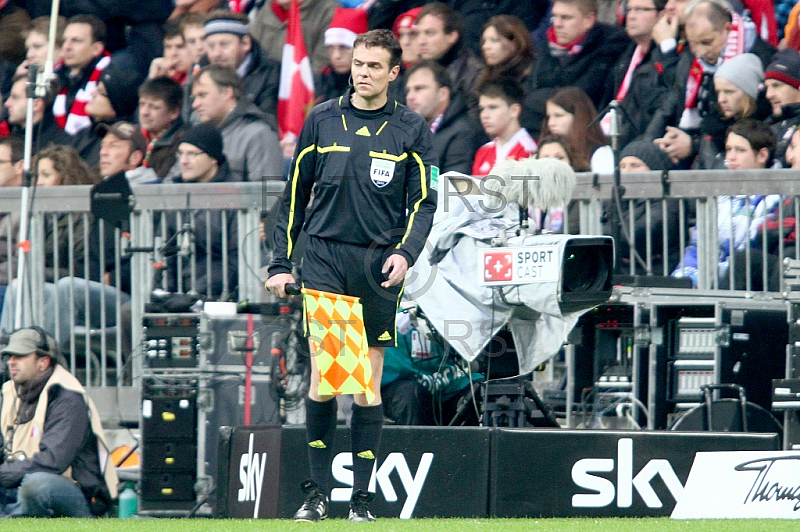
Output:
[4,519,800,531]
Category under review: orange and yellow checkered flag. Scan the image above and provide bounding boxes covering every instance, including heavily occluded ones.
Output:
[302,288,374,404]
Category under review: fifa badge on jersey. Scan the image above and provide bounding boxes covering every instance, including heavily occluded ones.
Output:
[370,157,395,187]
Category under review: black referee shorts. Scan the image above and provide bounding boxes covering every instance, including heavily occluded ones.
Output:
[301,236,403,347]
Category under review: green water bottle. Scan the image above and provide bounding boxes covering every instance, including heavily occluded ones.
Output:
[118,483,137,518]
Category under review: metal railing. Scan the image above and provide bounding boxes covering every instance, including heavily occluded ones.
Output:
[568,168,800,292]
[0,181,284,421]
[1,170,799,420]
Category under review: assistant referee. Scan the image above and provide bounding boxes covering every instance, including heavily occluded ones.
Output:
[266,29,438,522]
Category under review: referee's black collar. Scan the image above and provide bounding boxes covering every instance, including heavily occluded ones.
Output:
[339,88,396,115]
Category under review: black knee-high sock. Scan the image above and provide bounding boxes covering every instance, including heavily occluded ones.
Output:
[305,397,338,492]
[350,403,383,492]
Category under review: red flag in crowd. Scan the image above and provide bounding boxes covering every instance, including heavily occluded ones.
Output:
[278,0,315,141]
[228,0,252,13]
[743,0,778,47]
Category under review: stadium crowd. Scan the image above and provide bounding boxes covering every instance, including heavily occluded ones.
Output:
[1,0,797,181]
[0,0,796,280]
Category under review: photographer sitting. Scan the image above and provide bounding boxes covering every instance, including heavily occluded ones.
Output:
[0,328,118,517]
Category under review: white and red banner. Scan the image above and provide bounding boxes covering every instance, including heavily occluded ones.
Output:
[278,0,315,141]
[478,246,560,286]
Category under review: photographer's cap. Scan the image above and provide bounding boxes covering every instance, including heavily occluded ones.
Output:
[1,328,55,359]
[96,122,148,155]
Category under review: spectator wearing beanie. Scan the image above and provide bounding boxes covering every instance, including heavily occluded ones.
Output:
[194,10,281,126]
[68,65,144,167]
[175,122,230,183]
[602,140,684,275]
[167,122,238,298]
[695,53,766,169]
[765,48,800,165]
[315,8,368,104]
[250,0,337,74]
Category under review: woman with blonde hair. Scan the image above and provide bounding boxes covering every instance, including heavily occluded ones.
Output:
[695,53,767,169]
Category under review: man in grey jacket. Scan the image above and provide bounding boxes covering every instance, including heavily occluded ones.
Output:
[191,64,283,181]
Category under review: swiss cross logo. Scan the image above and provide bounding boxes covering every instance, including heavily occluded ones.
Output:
[484,251,513,282]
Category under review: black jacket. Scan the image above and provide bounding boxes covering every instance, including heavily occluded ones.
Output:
[165,162,237,299]
[602,197,685,275]
[432,92,483,174]
[439,42,481,112]
[0,384,104,495]
[269,89,438,276]
[63,0,172,24]
[524,23,630,137]
[695,112,736,170]
[9,112,71,155]
[602,41,680,148]
[315,67,350,105]
[766,103,800,166]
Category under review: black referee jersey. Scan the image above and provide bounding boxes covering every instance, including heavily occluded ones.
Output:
[269,89,439,277]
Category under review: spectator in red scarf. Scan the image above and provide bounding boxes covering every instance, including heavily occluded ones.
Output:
[644,0,775,166]
[148,20,194,86]
[53,15,111,136]
[138,77,185,179]
[523,0,629,137]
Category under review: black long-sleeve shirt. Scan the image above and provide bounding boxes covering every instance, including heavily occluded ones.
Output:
[269,90,438,276]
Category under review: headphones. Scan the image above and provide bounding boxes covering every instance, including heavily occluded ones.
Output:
[0,326,58,359]
[26,326,53,357]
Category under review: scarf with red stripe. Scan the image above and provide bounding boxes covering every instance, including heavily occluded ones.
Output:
[546,26,586,58]
[53,53,111,135]
[683,12,745,112]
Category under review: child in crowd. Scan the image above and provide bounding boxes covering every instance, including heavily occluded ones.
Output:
[472,78,537,176]
[533,135,583,233]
